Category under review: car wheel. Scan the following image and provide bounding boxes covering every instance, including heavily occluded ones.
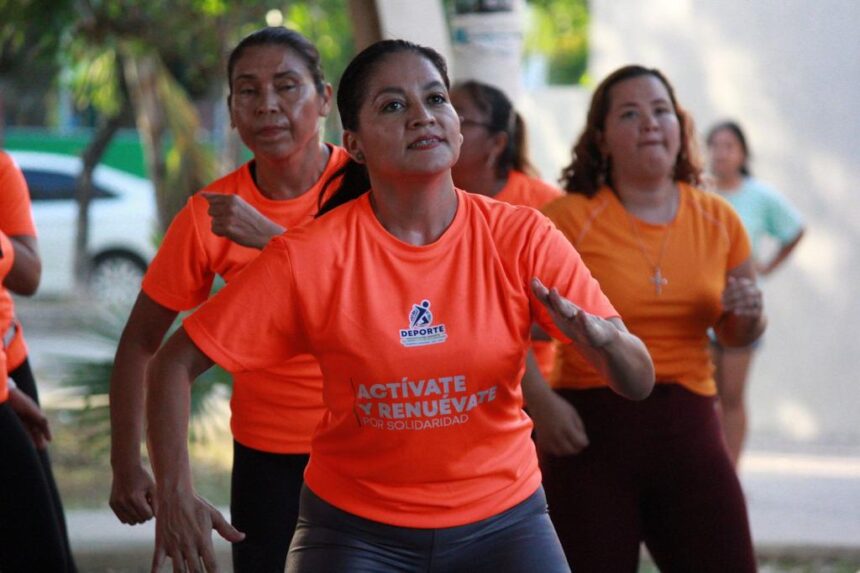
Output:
[89,252,147,308]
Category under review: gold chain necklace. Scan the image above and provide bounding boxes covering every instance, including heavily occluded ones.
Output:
[625,207,674,296]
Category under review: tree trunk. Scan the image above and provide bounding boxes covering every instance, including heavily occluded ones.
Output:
[73,98,129,294]
[122,51,169,233]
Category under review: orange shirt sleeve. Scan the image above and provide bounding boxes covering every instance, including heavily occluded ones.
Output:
[521,210,618,342]
[183,236,309,372]
[141,197,214,311]
[0,152,37,238]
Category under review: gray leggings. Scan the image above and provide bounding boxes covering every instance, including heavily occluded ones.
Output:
[286,485,570,573]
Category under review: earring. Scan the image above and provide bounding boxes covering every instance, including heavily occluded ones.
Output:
[355,151,365,162]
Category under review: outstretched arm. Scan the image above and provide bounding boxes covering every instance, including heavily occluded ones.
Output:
[531,278,654,401]
[146,327,244,573]
[109,292,179,525]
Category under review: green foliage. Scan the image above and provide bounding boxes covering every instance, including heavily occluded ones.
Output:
[61,305,233,455]
[524,0,589,85]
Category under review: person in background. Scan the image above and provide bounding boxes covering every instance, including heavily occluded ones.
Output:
[0,165,72,571]
[144,39,654,573]
[107,27,348,572]
[450,79,562,381]
[706,120,805,466]
[0,150,76,572]
[525,65,764,572]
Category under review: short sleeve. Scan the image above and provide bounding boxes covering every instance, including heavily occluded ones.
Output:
[141,197,214,311]
[0,153,37,237]
[0,231,15,282]
[523,213,618,342]
[765,190,804,245]
[182,238,309,373]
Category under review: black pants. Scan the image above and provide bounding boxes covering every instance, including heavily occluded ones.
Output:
[4,359,77,572]
[541,385,756,573]
[287,485,570,573]
[230,440,309,572]
[0,403,72,572]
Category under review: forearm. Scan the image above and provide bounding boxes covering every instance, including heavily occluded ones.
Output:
[761,230,804,276]
[521,350,555,411]
[715,311,767,347]
[146,328,214,497]
[109,293,178,471]
[146,352,195,495]
[251,220,286,250]
[577,326,654,400]
[109,340,156,470]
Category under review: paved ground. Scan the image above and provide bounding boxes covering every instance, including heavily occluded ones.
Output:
[15,297,860,570]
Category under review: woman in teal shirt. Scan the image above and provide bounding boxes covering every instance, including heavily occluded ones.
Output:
[706,120,805,466]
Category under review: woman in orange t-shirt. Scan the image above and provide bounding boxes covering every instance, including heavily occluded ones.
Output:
[450,80,563,380]
[144,40,654,573]
[107,27,346,571]
[526,66,766,572]
[0,224,70,572]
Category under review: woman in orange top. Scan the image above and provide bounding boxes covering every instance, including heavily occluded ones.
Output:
[144,40,654,573]
[107,27,347,572]
[526,65,766,572]
[450,80,562,380]
[0,151,76,572]
[0,224,69,572]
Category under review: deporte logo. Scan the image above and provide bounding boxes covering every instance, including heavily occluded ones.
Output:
[399,299,448,347]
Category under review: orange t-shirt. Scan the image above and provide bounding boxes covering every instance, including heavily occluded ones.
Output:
[542,183,751,396]
[0,232,16,401]
[142,145,349,453]
[494,170,564,380]
[184,188,617,527]
[0,151,37,371]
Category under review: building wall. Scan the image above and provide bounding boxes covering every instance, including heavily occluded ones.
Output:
[585,0,860,448]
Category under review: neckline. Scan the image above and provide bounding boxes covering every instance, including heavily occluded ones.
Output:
[357,188,468,258]
[244,144,335,207]
[605,183,685,230]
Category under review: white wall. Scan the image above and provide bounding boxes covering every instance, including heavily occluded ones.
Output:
[585,0,860,448]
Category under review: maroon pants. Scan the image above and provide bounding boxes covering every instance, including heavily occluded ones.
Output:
[540,385,756,573]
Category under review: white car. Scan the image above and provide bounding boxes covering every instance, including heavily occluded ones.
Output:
[8,150,157,304]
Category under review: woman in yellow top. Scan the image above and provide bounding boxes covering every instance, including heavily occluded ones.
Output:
[525,65,765,572]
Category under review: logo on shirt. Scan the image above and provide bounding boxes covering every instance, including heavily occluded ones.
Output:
[399,299,447,347]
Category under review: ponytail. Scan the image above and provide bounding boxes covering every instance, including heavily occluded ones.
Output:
[316,159,371,217]
[510,112,539,178]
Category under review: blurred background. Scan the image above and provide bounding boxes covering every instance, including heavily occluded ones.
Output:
[1,0,858,570]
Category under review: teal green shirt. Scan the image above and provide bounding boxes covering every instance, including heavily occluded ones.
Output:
[718,177,804,260]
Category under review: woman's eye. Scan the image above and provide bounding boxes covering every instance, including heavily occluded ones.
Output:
[620,110,637,119]
[238,87,256,96]
[428,94,447,104]
[382,101,404,112]
[277,84,298,92]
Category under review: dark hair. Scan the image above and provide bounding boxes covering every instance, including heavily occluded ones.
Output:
[227,27,326,99]
[559,64,702,197]
[453,80,538,178]
[706,120,751,176]
[317,40,450,217]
